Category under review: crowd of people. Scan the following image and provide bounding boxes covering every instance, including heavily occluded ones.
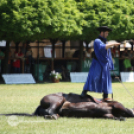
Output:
[0,43,134,78]
[71,45,134,72]
[120,48,134,72]
[0,44,34,74]
[0,48,5,73]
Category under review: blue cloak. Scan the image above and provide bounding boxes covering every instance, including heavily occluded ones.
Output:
[83,36,114,94]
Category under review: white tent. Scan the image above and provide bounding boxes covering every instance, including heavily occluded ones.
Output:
[107,40,131,48]
[120,42,131,48]
[84,40,132,48]
[83,40,94,48]
[120,40,132,48]
[107,40,118,44]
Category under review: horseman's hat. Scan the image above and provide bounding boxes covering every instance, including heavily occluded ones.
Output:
[97,26,112,32]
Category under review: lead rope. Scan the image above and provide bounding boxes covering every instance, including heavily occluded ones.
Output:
[112,70,134,100]
[107,49,114,100]
[108,48,134,100]
[112,93,113,100]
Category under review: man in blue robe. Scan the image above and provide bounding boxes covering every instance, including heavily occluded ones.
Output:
[81,26,120,101]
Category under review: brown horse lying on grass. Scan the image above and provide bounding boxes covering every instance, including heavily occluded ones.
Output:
[1,92,134,121]
[33,92,134,121]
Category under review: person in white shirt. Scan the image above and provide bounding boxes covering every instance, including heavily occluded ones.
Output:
[85,47,92,59]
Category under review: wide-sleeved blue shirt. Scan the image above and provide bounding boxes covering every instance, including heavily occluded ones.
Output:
[83,36,114,94]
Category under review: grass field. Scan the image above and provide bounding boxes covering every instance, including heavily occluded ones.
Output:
[0,82,134,134]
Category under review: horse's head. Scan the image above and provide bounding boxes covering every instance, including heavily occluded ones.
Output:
[128,108,134,117]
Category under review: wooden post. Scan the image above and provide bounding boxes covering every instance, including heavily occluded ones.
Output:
[51,59,54,71]
[61,40,65,58]
[52,43,55,59]
[22,59,25,73]
[79,40,83,72]
[130,41,133,51]
[52,43,55,71]
[50,39,57,71]
[37,40,39,81]
[85,41,89,51]
[3,41,10,73]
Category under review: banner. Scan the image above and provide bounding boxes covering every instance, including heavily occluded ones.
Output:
[110,58,119,76]
[82,58,92,72]
[2,74,36,84]
[120,72,134,82]
[82,58,120,76]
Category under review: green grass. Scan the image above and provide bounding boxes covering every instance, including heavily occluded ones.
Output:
[0,82,134,134]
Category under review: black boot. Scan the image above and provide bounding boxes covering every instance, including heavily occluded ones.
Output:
[80,90,88,98]
[103,93,108,99]
[102,93,112,101]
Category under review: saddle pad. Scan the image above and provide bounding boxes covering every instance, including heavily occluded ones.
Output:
[93,98,102,103]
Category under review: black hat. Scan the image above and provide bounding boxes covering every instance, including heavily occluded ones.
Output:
[97,26,112,32]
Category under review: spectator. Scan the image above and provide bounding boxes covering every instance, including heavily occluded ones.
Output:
[111,48,115,58]
[112,46,120,58]
[122,48,132,71]
[7,49,12,73]
[73,49,86,60]
[25,45,34,73]
[85,47,92,59]
[21,43,27,56]
[12,48,24,73]
[129,50,134,71]
[0,48,5,73]
[72,49,86,72]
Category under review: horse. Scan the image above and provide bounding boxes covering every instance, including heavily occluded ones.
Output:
[1,92,134,121]
[33,92,134,120]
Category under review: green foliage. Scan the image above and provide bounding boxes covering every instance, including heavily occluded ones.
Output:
[0,0,134,42]
[76,0,134,41]
[0,0,83,42]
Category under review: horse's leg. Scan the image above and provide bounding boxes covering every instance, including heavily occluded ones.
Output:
[34,103,61,119]
[103,114,125,121]
[44,104,61,120]
[37,94,65,119]
[103,114,114,119]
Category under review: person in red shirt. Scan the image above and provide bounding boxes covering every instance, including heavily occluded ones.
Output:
[112,46,120,58]
[13,48,24,73]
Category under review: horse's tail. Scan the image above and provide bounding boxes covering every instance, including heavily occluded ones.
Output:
[0,113,35,117]
[0,105,45,117]
[0,105,42,117]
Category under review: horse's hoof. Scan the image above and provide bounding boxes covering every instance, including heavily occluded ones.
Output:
[44,115,58,120]
[114,117,120,120]
[51,114,58,120]
[44,115,51,119]
[120,117,126,121]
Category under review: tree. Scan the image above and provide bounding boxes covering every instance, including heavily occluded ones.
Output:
[0,0,83,72]
[76,0,134,42]
[0,0,83,41]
